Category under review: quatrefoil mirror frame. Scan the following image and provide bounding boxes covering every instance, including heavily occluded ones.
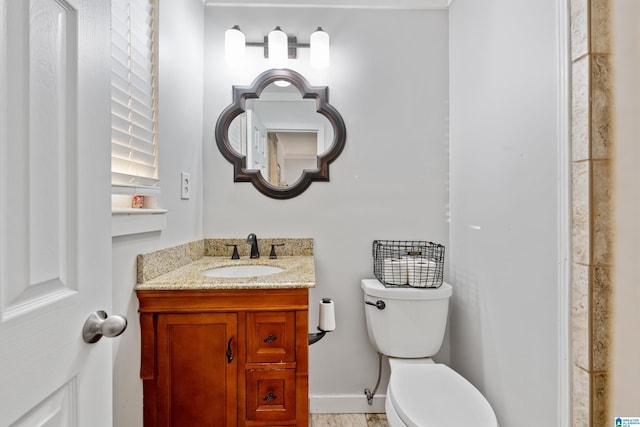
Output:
[215,68,347,199]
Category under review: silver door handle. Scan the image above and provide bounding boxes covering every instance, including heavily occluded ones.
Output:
[83,310,128,343]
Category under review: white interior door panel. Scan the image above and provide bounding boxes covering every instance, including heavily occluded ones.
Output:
[0,0,113,425]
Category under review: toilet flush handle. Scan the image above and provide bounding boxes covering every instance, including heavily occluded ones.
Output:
[365,300,386,310]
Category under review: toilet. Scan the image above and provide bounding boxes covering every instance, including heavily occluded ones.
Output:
[361,279,498,427]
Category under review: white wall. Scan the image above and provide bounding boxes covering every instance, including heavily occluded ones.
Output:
[611,0,640,416]
[449,1,561,426]
[204,6,449,412]
[111,1,205,425]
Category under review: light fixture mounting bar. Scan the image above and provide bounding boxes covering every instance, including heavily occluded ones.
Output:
[245,36,310,59]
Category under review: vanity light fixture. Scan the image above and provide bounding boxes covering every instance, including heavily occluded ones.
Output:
[310,27,330,69]
[224,25,245,66]
[267,26,288,68]
[224,25,330,69]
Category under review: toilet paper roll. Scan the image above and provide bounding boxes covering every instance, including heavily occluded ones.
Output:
[382,257,408,285]
[318,298,336,331]
[407,258,437,287]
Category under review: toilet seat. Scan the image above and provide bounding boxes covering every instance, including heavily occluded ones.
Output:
[388,363,498,427]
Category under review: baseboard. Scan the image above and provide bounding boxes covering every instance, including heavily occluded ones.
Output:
[309,393,386,414]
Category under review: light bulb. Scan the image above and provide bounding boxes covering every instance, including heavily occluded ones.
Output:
[268,26,288,69]
[310,27,330,69]
[225,25,245,67]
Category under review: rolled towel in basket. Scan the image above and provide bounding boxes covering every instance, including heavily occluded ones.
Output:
[407,257,438,287]
[382,257,408,285]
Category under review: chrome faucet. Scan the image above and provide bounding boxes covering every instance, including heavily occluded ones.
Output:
[247,233,259,258]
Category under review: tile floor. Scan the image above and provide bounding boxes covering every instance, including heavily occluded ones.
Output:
[310,413,389,427]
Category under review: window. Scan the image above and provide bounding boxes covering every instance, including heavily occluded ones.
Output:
[111,0,165,237]
[111,0,159,206]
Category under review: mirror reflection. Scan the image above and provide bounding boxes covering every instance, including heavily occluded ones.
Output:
[228,82,334,187]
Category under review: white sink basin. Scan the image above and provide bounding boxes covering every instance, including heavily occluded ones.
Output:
[201,265,285,278]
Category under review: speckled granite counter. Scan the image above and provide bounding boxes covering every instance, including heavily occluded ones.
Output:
[136,238,315,290]
[136,255,315,290]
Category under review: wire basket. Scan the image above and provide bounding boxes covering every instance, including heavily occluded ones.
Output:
[372,240,445,288]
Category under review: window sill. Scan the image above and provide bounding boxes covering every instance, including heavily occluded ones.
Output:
[112,208,168,237]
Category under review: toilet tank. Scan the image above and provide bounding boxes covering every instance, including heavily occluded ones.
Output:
[361,279,452,358]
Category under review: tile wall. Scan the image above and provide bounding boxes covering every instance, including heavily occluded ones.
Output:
[570,0,613,424]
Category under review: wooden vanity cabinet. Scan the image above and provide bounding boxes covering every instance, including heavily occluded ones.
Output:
[137,288,309,427]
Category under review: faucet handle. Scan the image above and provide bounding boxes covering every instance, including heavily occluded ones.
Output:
[225,244,240,260]
[269,243,285,259]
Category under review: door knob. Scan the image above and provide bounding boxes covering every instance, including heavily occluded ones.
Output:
[83,310,128,343]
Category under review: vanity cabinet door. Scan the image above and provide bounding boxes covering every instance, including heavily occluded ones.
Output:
[156,313,237,427]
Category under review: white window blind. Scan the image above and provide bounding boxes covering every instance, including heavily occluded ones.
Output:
[111,0,159,196]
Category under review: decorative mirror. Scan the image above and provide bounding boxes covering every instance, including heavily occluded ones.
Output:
[215,69,346,199]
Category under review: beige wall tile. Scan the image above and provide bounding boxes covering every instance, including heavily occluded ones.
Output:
[592,371,609,426]
[572,365,591,426]
[572,161,591,264]
[572,56,590,162]
[571,263,591,370]
[590,0,611,54]
[571,0,590,60]
[592,266,612,372]
[592,160,613,264]
[591,54,612,159]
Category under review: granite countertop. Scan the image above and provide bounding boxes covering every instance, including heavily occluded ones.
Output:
[136,255,316,291]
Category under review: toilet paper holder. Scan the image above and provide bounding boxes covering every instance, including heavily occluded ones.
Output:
[309,298,335,345]
[308,328,328,345]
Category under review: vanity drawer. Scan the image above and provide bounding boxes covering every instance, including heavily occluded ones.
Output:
[247,311,296,363]
[246,368,296,422]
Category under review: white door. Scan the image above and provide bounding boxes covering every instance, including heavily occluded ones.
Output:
[0,0,115,425]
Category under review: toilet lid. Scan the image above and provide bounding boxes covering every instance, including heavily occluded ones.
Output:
[388,364,497,427]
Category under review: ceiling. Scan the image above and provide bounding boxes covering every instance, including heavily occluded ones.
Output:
[205,0,452,9]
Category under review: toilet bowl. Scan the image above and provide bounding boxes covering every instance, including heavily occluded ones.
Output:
[361,279,497,427]
[385,358,497,427]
